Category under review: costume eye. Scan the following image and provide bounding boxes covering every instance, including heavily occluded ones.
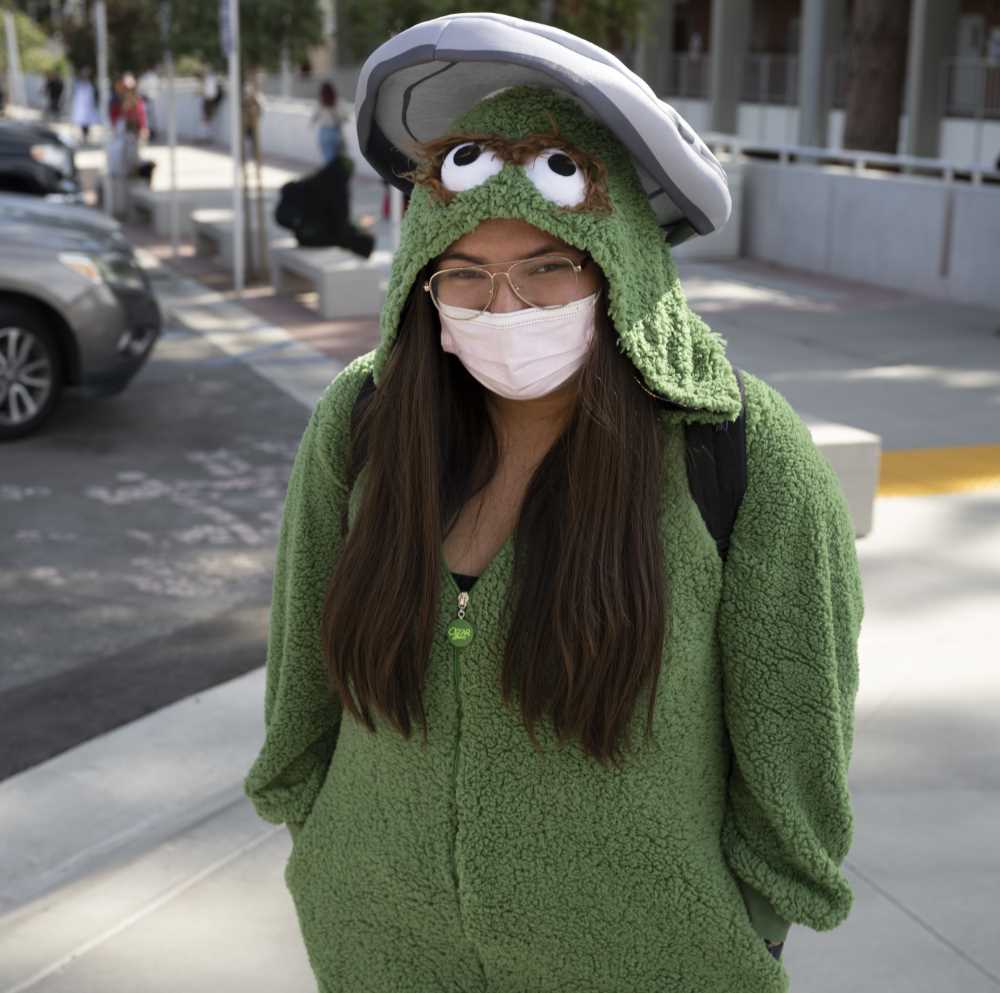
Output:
[440,142,504,193]
[523,149,587,207]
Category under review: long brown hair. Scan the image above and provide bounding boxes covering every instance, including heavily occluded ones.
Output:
[320,257,670,769]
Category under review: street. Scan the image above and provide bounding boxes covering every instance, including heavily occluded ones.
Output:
[0,304,310,777]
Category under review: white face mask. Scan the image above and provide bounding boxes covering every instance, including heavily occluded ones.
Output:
[438,289,601,400]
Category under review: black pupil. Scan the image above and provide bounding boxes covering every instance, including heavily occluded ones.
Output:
[548,153,576,176]
[454,144,481,166]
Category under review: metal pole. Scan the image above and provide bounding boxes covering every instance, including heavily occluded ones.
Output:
[166,50,179,258]
[326,0,337,72]
[94,0,113,216]
[3,11,27,110]
[226,0,244,295]
[159,1,179,258]
[759,54,768,143]
[972,61,985,170]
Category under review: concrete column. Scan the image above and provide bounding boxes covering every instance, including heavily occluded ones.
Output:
[903,0,960,158]
[638,1,675,98]
[709,0,751,134]
[797,0,846,148]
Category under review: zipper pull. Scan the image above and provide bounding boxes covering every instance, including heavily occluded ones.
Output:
[447,590,475,649]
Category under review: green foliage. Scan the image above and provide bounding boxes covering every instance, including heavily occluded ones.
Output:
[61,0,165,74]
[174,53,206,76]
[0,8,54,73]
[57,0,324,74]
[20,47,65,74]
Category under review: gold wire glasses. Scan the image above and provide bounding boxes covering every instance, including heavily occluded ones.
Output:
[423,253,592,318]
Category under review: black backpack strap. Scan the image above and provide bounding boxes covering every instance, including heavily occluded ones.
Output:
[349,365,748,563]
[346,370,377,480]
[683,364,748,562]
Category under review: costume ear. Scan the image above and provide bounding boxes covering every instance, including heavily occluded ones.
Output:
[522,149,587,207]
[440,141,504,193]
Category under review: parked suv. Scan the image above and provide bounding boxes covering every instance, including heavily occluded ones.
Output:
[0,194,161,440]
[0,119,83,200]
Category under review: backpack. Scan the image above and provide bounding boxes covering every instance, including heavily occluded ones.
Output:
[274,157,376,257]
[348,363,747,561]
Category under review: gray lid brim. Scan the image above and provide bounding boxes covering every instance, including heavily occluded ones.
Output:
[355,12,731,246]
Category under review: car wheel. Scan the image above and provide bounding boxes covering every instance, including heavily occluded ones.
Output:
[0,303,64,441]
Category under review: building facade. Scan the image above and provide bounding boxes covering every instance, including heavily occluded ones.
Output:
[637,0,1000,168]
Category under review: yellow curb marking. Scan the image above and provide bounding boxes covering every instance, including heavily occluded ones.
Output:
[878,445,1000,497]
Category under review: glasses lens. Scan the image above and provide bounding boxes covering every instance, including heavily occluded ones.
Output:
[432,268,493,314]
[509,257,581,307]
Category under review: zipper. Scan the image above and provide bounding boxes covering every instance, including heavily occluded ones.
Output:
[448,586,471,895]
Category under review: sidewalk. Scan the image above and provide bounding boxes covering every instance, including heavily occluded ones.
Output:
[1,225,999,990]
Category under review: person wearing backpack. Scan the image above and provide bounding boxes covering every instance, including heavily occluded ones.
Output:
[273,152,375,257]
[244,14,864,993]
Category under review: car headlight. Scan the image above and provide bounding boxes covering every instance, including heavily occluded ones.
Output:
[58,252,103,285]
[59,251,149,292]
[95,252,149,292]
[31,143,73,176]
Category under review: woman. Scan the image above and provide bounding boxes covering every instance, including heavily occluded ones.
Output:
[310,80,350,163]
[198,68,224,143]
[106,74,150,217]
[243,14,864,993]
[70,67,99,143]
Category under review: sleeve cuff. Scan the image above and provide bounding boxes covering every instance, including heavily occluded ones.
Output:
[738,878,793,945]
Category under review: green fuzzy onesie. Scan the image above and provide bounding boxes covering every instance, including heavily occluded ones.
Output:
[243,85,865,993]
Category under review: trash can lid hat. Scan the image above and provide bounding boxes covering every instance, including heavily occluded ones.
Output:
[355,11,731,244]
[354,13,742,425]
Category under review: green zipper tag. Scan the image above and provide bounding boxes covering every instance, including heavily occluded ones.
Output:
[447,590,474,648]
[447,617,474,648]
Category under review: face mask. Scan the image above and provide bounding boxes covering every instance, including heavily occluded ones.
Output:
[438,289,601,400]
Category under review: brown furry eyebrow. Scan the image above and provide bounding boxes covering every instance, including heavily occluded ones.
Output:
[396,114,613,215]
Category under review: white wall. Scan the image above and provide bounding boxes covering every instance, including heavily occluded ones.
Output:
[669,95,1000,169]
[742,159,1000,309]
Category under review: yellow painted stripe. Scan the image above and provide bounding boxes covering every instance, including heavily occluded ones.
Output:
[878,445,1000,497]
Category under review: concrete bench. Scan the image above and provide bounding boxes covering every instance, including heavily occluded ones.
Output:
[801,415,882,539]
[130,184,278,238]
[270,244,394,319]
[192,207,294,270]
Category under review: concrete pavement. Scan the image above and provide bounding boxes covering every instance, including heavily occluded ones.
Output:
[2,232,999,991]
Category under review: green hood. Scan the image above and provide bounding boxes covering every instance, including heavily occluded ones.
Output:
[371,84,742,427]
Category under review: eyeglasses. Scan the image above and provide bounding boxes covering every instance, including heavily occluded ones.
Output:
[424,253,592,318]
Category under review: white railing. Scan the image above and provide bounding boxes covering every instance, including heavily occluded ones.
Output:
[943,58,1000,119]
[668,54,711,100]
[702,133,1000,186]
[742,54,798,106]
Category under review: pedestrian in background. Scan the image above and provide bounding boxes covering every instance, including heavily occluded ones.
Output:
[310,80,350,164]
[107,74,148,218]
[42,70,64,121]
[199,68,224,143]
[70,67,99,144]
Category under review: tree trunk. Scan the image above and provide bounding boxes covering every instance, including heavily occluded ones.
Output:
[241,123,253,282]
[252,119,269,283]
[842,0,912,153]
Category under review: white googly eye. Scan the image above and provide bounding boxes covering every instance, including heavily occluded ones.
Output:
[523,148,587,207]
[440,142,504,193]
